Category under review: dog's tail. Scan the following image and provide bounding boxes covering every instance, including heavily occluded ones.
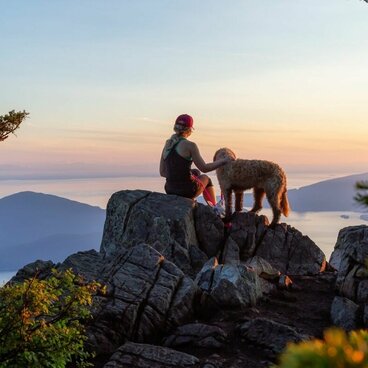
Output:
[281,190,290,217]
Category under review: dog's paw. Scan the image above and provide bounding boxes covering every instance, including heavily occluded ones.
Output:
[269,222,287,231]
[269,222,277,230]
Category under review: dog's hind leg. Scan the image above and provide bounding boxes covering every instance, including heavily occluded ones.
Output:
[250,187,265,213]
[268,192,282,228]
[235,190,243,212]
[280,189,290,217]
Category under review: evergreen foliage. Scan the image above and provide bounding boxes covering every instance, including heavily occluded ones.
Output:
[0,269,105,368]
[355,181,368,208]
[0,110,29,142]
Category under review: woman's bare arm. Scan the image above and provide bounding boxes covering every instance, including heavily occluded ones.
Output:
[190,142,229,172]
[159,149,167,177]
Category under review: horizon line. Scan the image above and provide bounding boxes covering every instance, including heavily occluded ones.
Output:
[0,170,367,182]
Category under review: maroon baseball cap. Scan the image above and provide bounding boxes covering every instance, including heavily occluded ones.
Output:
[175,114,194,129]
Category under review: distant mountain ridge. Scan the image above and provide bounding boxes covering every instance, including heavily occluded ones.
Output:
[0,191,105,271]
[244,172,368,212]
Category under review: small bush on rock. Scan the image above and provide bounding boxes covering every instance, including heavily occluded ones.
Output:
[0,268,105,368]
[275,328,368,368]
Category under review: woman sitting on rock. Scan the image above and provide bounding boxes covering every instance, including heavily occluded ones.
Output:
[159,114,229,206]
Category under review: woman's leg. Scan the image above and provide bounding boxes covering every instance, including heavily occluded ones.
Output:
[195,174,216,206]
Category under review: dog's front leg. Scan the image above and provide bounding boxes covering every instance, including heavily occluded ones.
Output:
[235,190,243,212]
[224,188,233,222]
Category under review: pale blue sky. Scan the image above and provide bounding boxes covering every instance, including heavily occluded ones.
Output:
[1,0,368,178]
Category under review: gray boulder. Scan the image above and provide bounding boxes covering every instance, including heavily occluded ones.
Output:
[244,256,281,280]
[163,323,228,349]
[225,212,268,260]
[328,225,368,329]
[329,225,368,271]
[357,280,368,303]
[255,224,326,275]
[238,317,309,354]
[223,212,326,275]
[59,249,103,282]
[194,203,224,258]
[195,258,262,310]
[221,236,240,265]
[244,256,281,294]
[364,305,368,326]
[100,190,151,257]
[10,259,54,283]
[100,190,208,277]
[103,342,199,368]
[329,225,368,301]
[330,296,360,331]
[88,243,199,354]
[10,251,103,284]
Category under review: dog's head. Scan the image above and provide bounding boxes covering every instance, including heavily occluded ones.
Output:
[213,147,237,162]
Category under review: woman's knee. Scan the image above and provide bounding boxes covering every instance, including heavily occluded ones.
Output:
[198,174,213,188]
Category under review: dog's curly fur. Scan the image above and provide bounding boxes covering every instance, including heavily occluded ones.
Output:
[214,148,290,227]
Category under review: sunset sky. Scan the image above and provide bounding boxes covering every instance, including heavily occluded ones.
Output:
[1,0,368,180]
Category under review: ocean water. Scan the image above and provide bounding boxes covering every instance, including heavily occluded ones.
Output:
[0,172,352,209]
[0,176,166,209]
[0,174,366,284]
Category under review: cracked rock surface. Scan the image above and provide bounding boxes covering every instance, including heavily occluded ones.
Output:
[238,317,310,354]
[163,323,228,349]
[329,225,368,329]
[11,190,347,367]
[87,243,198,354]
[100,190,207,277]
[103,342,199,368]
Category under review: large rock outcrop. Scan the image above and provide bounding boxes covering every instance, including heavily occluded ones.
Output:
[11,190,334,367]
[100,190,326,277]
[100,191,209,277]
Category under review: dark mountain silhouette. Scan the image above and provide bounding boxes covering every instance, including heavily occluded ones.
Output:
[0,191,105,270]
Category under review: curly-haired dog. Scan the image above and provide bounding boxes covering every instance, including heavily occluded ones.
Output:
[214,148,290,227]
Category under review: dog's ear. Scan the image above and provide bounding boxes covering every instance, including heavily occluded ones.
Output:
[214,148,226,161]
[228,148,236,160]
[222,148,236,160]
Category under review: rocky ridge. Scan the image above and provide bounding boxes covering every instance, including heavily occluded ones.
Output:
[12,190,368,367]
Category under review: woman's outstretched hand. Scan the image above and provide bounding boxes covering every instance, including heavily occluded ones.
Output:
[221,157,234,165]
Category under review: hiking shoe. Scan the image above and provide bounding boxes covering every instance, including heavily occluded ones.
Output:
[213,200,226,218]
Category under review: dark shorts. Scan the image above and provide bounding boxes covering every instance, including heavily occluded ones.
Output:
[165,179,200,199]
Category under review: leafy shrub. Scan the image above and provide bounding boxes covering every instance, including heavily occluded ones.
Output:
[275,328,368,368]
[0,268,105,368]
